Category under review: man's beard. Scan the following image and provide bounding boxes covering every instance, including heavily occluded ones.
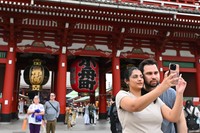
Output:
[144,80,159,91]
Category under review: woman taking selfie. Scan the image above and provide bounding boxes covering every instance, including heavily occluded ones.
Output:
[116,67,187,133]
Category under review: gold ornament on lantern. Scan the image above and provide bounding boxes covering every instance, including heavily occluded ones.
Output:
[24,59,49,91]
[29,59,44,91]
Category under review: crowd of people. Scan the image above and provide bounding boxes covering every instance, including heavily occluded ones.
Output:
[64,102,98,129]
[20,94,99,133]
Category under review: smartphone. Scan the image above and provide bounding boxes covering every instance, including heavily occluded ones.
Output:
[169,63,179,82]
[169,63,177,74]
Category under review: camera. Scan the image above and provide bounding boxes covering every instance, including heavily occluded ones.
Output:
[168,63,179,78]
[169,63,176,70]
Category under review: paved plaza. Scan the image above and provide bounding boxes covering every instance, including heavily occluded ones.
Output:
[0,114,111,133]
[2,114,200,133]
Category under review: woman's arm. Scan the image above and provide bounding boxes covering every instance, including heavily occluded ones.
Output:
[161,77,186,122]
[35,111,45,116]
[120,73,178,112]
[176,110,187,133]
[27,105,34,115]
[161,92,183,122]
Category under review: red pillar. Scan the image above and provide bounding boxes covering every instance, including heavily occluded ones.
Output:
[112,55,121,96]
[155,50,164,81]
[98,71,107,119]
[2,19,16,122]
[12,69,20,119]
[56,48,67,122]
[195,56,200,97]
[2,47,16,122]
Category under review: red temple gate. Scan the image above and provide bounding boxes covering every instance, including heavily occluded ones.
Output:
[0,0,199,122]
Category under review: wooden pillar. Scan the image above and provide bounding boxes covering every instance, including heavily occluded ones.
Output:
[2,49,16,122]
[98,71,107,119]
[51,71,55,93]
[155,50,164,81]
[56,47,67,122]
[195,54,200,97]
[1,18,16,122]
[12,69,20,119]
[112,50,121,96]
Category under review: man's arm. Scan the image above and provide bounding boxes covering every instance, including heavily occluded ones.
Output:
[43,102,47,120]
[176,110,187,133]
[57,102,60,118]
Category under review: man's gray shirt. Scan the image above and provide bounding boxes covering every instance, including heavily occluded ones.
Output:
[159,88,176,133]
[44,100,60,121]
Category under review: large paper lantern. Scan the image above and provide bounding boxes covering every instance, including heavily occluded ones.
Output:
[24,59,49,91]
[70,58,99,93]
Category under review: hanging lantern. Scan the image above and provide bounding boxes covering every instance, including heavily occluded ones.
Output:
[24,59,49,91]
[70,58,99,93]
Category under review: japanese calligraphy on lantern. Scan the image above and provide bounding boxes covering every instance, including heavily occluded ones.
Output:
[24,59,49,91]
[70,58,99,93]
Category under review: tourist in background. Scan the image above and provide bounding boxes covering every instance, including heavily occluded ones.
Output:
[18,98,24,114]
[27,95,44,133]
[110,96,122,133]
[65,107,72,129]
[44,93,60,133]
[84,103,90,125]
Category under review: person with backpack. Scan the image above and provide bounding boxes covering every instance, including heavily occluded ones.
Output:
[110,96,122,133]
[184,100,200,131]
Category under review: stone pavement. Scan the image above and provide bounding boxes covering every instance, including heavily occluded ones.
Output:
[0,114,111,133]
[2,114,200,133]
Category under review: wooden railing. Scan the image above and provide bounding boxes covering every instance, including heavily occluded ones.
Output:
[116,0,200,11]
[119,0,199,5]
[161,0,199,4]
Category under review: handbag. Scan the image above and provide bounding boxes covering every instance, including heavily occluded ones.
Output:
[22,118,27,131]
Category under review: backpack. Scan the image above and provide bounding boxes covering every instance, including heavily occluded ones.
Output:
[185,107,199,130]
[89,105,94,117]
[110,104,122,133]
[112,105,119,122]
[89,110,94,117]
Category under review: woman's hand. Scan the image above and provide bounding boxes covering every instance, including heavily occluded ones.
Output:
[162,72,179,89]
[34,113,40,116]
[176,75,187,94]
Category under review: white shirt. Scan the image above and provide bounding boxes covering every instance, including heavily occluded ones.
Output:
[116,90,165,133]
[28,103,44,125]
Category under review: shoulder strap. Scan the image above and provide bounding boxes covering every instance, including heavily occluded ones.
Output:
[192,106,196,116]
[185,107,193,116]
[48,101,58,112]
[184,107,190,115]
